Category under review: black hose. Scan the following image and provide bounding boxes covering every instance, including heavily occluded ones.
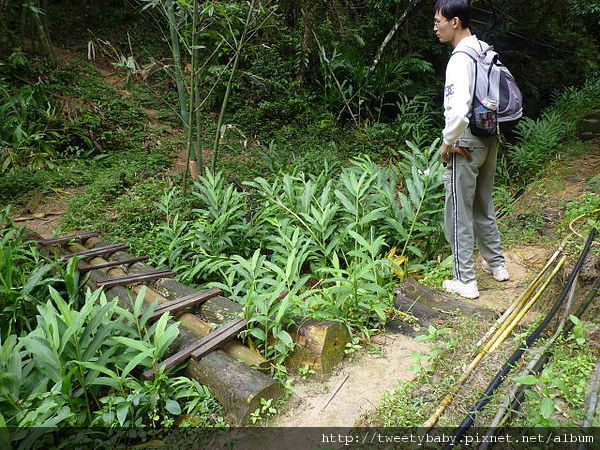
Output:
[505,274,600,422]
[446,217,599,448]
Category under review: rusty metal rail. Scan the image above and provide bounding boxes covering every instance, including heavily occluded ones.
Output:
[148,287,222,322]
[77,255,150,273]
[36,231,102,246]
[143,317,248,380]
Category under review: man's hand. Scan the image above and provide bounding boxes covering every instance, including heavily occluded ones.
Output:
[440,141,472,163]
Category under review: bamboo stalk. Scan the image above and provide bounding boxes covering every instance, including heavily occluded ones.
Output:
[165,0,189,131]
[211,0,256,173]
[488,256,567,353]
[183,0,200,190]
[422,255,567,430]
[476,236,568,347]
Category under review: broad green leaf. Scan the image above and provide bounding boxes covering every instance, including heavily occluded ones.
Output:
[540,396,555,419]
[121,348,154,377]
[513,375,539,385]
[87,376,122,390]
[112,336,152,353]
[274,330,294,348]
[249,327,266,340]
[77,361,119,381]
[22,263,55,295]
[165,399,182,415]
[117,401,130,426]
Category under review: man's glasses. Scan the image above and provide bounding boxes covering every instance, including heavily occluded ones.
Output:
[433,18,451,28]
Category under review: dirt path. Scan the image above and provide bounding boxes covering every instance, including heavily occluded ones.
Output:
[272,333,428,427]
[12,188,79,239]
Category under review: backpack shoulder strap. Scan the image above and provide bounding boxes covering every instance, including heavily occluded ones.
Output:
[452,39,492,60]
[452,46,480,61]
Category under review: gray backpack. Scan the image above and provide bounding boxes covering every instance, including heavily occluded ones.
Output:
[454,40,523,136]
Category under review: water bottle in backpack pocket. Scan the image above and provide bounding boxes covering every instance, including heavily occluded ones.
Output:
[472,97,498,136]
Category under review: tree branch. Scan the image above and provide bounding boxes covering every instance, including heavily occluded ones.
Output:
[368,0,423,77]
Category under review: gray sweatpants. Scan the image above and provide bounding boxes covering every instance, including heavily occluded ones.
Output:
[443,135,505,284]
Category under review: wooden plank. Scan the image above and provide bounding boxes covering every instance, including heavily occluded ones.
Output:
[96,269,175,288]
[36,231,101,246]
[149,287,223,321]
[143,317,247,379]
[191,317,248,359]
[60,243,130,260]
[77,255,150,273]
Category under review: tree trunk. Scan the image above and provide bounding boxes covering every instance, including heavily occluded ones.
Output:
[286,319,350,376]
[297,0,315,84]
[367,0,422,77]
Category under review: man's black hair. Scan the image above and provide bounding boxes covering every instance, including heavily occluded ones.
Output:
[434,0,471,29]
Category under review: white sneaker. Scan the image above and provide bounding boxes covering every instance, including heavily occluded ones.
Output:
[482,260,510,281]
[442,279,480,299]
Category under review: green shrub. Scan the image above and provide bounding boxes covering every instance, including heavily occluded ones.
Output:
[507,111,573,181]
[551,76,600,124]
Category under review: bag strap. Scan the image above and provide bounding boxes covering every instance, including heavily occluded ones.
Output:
[451,41,483,114]
[452,39,492,60]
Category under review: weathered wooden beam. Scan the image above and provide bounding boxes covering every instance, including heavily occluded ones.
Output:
[60,243,130,260]
[143,316,247,379]
[95,269,175,288]
[78,255,150,273]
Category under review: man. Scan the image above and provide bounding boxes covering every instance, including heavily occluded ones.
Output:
[434,0,509,299]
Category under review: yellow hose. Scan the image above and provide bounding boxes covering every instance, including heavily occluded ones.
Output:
[569,208,600,237]
[476,234,569,348]
[488,255,567,353]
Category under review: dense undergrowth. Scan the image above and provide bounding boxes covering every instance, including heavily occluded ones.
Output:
[1,0,600,440]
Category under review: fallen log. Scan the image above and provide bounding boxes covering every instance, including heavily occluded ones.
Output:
[395,277,495,317]
[186,351,283,424]
[286,319,350,376]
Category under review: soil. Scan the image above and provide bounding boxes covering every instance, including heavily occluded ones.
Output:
[271,333,429,428]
